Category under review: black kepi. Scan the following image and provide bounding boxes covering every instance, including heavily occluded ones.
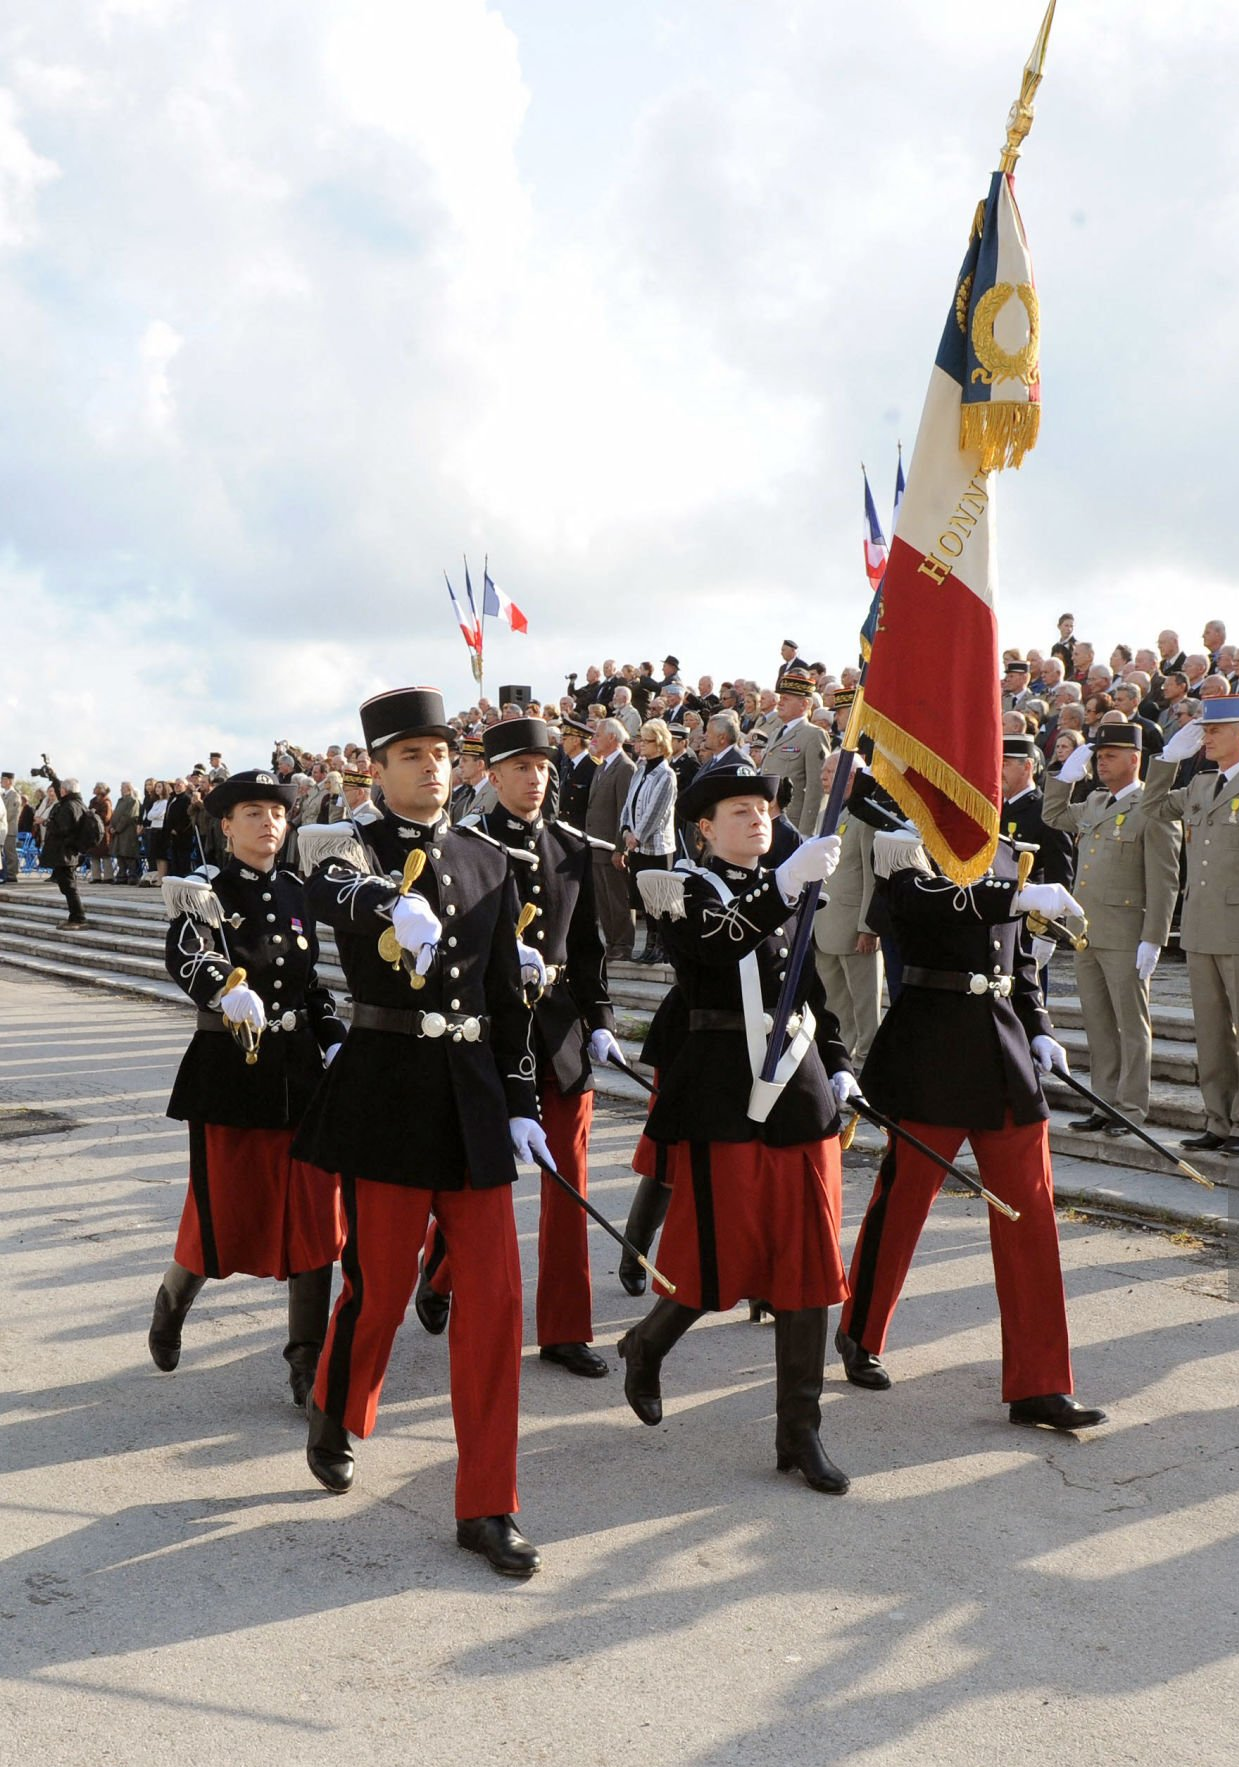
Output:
[483,719,557,765]
[204,769,297,819]
[360,687,454,750]
[678,759,777,824]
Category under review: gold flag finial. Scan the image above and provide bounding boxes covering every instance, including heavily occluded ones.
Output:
[999,0,1056,173]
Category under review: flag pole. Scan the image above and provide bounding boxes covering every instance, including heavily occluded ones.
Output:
[750,2,1056,1118]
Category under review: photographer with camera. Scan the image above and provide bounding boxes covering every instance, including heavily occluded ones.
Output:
[33,756,94,929]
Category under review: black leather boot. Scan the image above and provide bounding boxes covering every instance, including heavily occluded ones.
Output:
[148,1262,206,1372]
[775,1309,850,1494]
[617,1297,701,1424]
[618,1176,671,1296]
[284,1264,334,1407]
[306,1397,354,1493]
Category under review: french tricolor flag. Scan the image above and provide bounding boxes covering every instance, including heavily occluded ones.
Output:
[860,168,1041,885]
[863,469,889,594]
[483,570,528,635]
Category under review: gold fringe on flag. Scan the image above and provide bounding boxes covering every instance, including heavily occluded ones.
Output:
[959,400,1041,472]
[860,704,1000,888]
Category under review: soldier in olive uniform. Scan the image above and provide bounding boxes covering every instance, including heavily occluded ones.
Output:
[1043,725,1180,1132]
[812,751,883,1065]
[1143,698,1239,1152]
[764,667,830,836]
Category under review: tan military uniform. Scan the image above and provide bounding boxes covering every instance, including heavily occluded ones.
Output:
[1143,758,1239,1135]
[812,807,882,1064]
[1043,777,1180,1120]
[764,716,829,836]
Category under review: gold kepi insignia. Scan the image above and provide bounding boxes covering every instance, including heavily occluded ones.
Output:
[377,848,430,989]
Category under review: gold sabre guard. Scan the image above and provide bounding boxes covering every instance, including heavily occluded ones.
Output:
[376,848,430,991]
[222,966,262,1066]
[514,900,544,1002]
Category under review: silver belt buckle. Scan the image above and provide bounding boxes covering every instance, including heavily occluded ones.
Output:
[280,1010,297,1032]
[420,1012,447,1038]
[543,964,560,985]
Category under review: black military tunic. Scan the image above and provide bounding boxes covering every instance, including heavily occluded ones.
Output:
[166,860,345,1129]
[1001,786,1075,888]
[479,806,614,1093]
[860,839,1052,1129]
[292,808,538,1187]
[646,857,851,1148]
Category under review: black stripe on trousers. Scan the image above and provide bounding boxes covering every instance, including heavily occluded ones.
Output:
[689,1140,720,1312]
[188,1120,220,1279]
[846,1137,901,1351]
[324,1175,363,1422]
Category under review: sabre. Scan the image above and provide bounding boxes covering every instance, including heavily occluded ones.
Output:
[376,848,429,990]
[1054,1069,1214,1189]
[531,1152,676,1293]
[606,1051,654,1095]
[187,828,259,1063]
[852,1097,1022,1221]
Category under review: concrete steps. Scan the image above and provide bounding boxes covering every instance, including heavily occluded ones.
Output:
[0,882,1230,1189]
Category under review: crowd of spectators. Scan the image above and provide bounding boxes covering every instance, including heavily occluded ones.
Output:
[7,617,1232,923]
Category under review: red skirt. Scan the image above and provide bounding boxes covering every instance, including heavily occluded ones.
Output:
[653,1137,848,1313]
[174,1122,345,1281]
[631,1072,666,1183]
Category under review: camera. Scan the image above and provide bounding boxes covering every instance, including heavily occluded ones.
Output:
[31,752,53,780]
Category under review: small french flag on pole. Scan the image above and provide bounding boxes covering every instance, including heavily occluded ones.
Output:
[483,570,528,635]
[862,467,890,594]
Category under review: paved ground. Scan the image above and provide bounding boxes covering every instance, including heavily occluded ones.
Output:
[1,972,1236,1766]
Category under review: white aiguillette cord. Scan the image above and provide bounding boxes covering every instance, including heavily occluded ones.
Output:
[695,868,815,1120]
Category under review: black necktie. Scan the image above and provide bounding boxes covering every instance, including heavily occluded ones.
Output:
[1104,793,1116,808]
[1215,773,1229,800]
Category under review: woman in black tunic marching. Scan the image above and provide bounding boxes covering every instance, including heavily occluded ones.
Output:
[147,769,346,1404]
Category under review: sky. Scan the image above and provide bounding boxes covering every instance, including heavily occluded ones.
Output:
[0,0,1236,781]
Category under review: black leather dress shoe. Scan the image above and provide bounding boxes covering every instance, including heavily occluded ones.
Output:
[1220,1137,1239,1155]
[834,1326,891,1391]
[776,1430,850,1495]
[1068,1112,1110,1133]
[457,1514,541,1577]
[148,1284,185,1372]
[1181,1130,1226,1151]
[1009,1393,1108,1431]
[539,1341,609,1378]
[414,1268,450,1336]
[617,1329,663,1424]
[306,1398,354,1493]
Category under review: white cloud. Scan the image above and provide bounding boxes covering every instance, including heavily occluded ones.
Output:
[0,0,1235,784]
[0,88,59,247]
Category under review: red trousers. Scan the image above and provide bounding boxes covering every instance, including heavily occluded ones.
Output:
[655,1137,848,1312]
[840,1115,1073,1403]
[174,1123,344,1281]
[426,1078,595,1346]
[315,1177,523,1519]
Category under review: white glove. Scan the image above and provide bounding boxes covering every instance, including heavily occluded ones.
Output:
[324,1042,343,1067]
[1055,743,1092,784]
[588,1028,623,1066]
[1136,941,1160,983]
[509,1116,552,1166]
[1030,935,1056,971]
[516,940,547,991]
[391,892,442,973]
[1030,1034,1070,1076]
[830,1070,863,1110]
[1161,718,1204,763]
[1015,882,1085,921]
[775,833,842,904]
[220,984,267,1032]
